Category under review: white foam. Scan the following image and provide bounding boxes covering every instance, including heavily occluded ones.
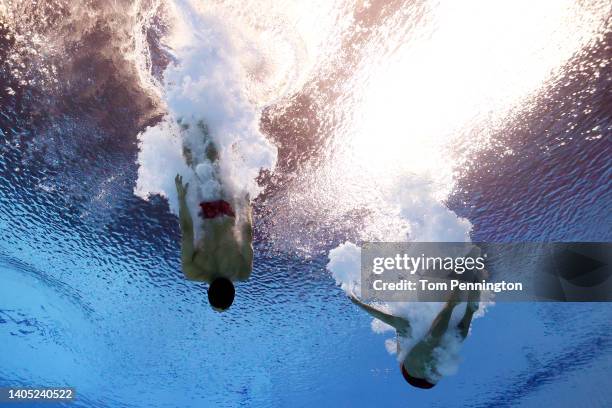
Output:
[327,242,362,297]
[134,1,279,232]
[325,0,610,380]
[394,175,472,242]
[134,0,352,235]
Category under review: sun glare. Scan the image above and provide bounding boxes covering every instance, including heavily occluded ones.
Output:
[338,0,606,197]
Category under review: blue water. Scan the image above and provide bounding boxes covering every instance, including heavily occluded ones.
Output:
[1,116,611,408]
[1,4,612,408]
[1,207,612,407]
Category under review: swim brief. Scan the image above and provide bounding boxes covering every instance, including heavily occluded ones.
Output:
[199,200,236,219]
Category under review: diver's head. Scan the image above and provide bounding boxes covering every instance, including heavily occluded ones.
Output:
[400,363,436,389]
[208,277,235,311]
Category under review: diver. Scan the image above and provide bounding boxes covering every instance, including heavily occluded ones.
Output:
[174,123,253,312]
[349,283,481,389]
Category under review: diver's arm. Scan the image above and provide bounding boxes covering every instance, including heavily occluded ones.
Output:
[175,175,197,266]
[349,294,411,335]
[238,202,254,279]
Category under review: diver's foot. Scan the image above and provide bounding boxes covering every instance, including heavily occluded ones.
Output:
[466,267,486,311]
[447,286,463,306]
[348,290,360,305]
[466,289,480,313]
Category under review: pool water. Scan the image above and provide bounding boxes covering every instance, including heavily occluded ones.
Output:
[1,1,611,407]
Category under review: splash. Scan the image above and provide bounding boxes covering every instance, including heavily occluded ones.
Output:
[311,0,610,243]
[327,0,610,279]
[134,0,351,235]
[327,241,487,380]
[326,0,609,378]
[134,1,276,228]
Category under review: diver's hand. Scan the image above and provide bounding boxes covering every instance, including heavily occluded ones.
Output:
[348,290,361,305]
[175,174,189,200]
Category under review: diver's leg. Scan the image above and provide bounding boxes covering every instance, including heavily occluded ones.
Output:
[456,307,476,339]
[182,120,218,169]
[427,289,461,340]
[182,145,195,168]
[197,121,222,197]
[456,289,480,339]
[194,120,219,163]
[183,121,221,200]
[205,138,219,163]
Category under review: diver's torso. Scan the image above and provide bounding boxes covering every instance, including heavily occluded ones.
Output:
[403,337,439,381]
[192,217,250,282]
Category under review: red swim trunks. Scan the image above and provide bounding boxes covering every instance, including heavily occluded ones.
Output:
[199,200,236,219]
